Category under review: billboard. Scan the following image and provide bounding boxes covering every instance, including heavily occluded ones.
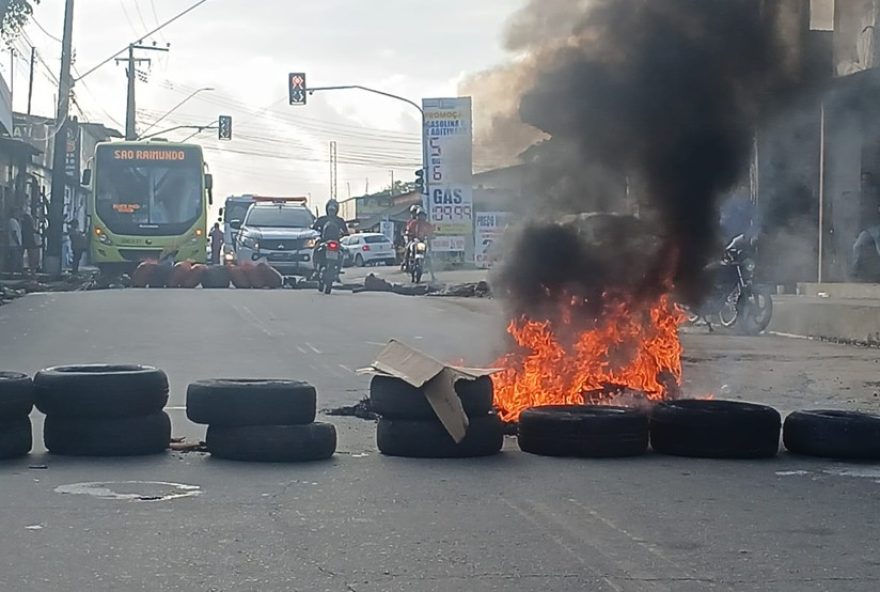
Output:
[475,211,509,269]
[423,97,473,253]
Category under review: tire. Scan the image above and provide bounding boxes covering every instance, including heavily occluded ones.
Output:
[736,287,773,335]
[257,262,284,289]
[168,262,192,288]
[131,262,156,288]
[148,264,172,288]
[783,410,880,460]
[377,415,503,458]
[370,375,494,419]
[201,265,230,289]
[44,412,171,456]
[207,422,336,462]
[518,405,649,458]
[34,364,169,419]
[650,399,780,459]
[355,254,365,267]
[0,371,34,420]
[186,379,317,426]
[0,417,32,459]
[228,265,252,288]
[181,264,205,289]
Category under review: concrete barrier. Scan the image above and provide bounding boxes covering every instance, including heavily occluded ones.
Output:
[769,295,880,345]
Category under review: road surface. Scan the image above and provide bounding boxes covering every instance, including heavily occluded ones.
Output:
[0,288,878,592]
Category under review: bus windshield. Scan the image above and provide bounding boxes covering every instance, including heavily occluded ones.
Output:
[96,146,203,236]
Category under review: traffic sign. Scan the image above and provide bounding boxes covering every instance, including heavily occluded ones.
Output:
[289,72,307,106]
[218,115,233,141]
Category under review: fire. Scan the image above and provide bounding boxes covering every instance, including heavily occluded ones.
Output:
[492,293,685,422]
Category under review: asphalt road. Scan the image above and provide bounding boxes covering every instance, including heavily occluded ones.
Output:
[1,288,879,592]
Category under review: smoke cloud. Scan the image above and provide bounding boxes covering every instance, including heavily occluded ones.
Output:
[487,0,813,314]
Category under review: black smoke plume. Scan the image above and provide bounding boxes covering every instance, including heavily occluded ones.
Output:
[495,0,811,314]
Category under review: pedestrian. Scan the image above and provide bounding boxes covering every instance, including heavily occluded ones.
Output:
[67,220,88,274]
[210,222,224,264]
[5,209,23,273]
[20,210,40,273]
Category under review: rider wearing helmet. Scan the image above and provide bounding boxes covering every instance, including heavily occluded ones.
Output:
[402,206,433,271]
[312,199,350,276]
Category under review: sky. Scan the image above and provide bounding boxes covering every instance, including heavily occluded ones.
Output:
[2,0,524,217]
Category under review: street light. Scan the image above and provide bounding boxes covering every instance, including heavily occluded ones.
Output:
[138,86,214,138]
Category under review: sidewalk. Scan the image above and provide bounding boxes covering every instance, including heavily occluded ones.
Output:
[769,283,880,345]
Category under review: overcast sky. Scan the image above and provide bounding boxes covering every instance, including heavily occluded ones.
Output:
[4,0,523,216]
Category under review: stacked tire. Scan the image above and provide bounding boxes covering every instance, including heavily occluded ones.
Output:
[370,375,503,458]
[34,365,171,456]
[0,372,35,460]
[187,379,336,462]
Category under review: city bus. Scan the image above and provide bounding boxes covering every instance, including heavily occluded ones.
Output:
[84,140,213,272]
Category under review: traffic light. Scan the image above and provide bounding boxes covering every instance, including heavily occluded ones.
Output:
[289,72,307,106]
[414,168,425,191]
[218,115,233,141]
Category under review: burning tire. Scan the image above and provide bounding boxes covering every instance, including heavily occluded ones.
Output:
[34,365,169,419]
[0,417,32,459]
[783,410,880,460]
[201,265,230,289]
[0,371,34,421]
[650,400,780,459]
[187,379,317,426]
[518,405,649,458]
[206,422,336,462]
[376,414,504,458]
[369,375,494,419]
[44,412,171,456]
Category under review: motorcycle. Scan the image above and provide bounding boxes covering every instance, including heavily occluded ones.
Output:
[687,234,773,335]
[316,239,342,295]
[410,239,428,284]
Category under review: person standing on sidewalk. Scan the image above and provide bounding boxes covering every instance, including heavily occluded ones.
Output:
[67,220,88,275]
[5,209,23,273]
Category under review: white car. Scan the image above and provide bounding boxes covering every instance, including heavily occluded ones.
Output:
[341,233,396,267]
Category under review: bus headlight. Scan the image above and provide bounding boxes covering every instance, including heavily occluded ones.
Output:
[98,233,112,246]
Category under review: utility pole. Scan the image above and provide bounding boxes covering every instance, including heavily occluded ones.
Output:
[8,48,13,104]
[390,170,395,195]
[45,0,75,277]
[116,43,170,140]
[329,141,338,200]
[26,46,35,115]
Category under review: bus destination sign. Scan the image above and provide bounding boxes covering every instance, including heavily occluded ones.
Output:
[112,149,189,161]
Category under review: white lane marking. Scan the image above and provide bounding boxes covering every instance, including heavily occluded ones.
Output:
[165,406,186,411]
[236,305,279,336]
[55,481,201,502]
[306,342,322,354]
[296,345,308,355]
[338,364,353,373]
[366,341,386,347]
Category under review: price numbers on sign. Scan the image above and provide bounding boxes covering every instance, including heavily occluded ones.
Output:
[431,204,472,223]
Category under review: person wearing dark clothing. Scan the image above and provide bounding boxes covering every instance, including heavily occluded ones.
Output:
[210,222,224,264]
[67,220,88,274]
[312,200,349,274]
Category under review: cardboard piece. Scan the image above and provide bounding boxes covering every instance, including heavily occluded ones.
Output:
[359,340,499,443]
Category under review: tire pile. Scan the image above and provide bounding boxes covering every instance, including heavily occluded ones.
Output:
[131,262,283,289]
[34,365,171,456]
[516,399,880,461]
[370,375,504,458]
[187,379,336,462]
[0,372,35,459]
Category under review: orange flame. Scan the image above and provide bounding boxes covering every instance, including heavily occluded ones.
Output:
[492,294,685,422]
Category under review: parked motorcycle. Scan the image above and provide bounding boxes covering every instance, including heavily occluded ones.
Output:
[316,239,342,295]
[410,239,428,284]
[686,234,773,335]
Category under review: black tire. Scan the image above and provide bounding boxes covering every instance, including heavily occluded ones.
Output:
[34,365,169,419]
[736,287,773,335]
[0,417,32,460]
[201,264,230,289]
[377,414,503,458]
[187,379,317,426]
[784,410,880,460]
[355,254,364,267]
[44,412,171,456]
[324,281,332,295]
[207,422,337,462]
[518,405,649,458]
[650,399,781,459]
[0,372,34,420]
[370,375,494,419]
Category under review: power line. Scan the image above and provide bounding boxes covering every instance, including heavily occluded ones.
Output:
[30,18,62,43]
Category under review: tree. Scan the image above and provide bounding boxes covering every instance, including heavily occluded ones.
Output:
[0,0,39,42]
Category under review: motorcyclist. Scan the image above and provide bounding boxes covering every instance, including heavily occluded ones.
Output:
[312,200,349,276]
[402,206,433,270]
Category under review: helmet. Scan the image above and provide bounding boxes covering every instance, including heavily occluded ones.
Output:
[326,199,339,216]
[417,209,427,220]
[410,204,421,218]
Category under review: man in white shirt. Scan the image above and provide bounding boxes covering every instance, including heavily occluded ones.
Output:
[5,210,23,273]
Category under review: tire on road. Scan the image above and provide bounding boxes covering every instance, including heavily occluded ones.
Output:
[206,422,337,462]
[181,264,206,288]
[650,399,781,459]
[44,412,171,456]
[34,364,169,419]
[257,262,283,289]
[228,265,252,288]
[168,261,193,288]
[783,410,880,460]
[518,405,649,458]
[242,262,265,288]
[376,414,504,458]
[0,417,32,459]
[186,379,317,426]
[370,375,494,419]
[0,371,34,420]
[131,262,156,288]
[201,264,230,289]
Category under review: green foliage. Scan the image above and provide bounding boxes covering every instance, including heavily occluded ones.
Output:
[1,0,39,42]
